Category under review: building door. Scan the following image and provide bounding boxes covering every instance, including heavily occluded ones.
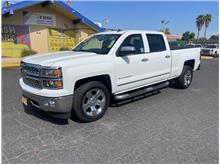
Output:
[29,25,49,53]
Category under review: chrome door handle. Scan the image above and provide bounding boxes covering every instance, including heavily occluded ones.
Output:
[165,55,171,58]
[141,58,148,62]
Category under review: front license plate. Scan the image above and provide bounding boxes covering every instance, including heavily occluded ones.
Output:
[21,96,28,106]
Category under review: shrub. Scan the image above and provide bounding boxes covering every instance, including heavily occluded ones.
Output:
[21,49,37,57]
[59,47,70,51]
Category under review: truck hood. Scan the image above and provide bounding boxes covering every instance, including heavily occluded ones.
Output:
[22,51,100,66]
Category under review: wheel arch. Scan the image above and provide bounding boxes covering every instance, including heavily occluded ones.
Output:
[74,74,112,93]
[184,59,195,70]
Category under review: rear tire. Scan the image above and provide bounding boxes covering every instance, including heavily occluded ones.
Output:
[72,81,110,122]
[175,65,193,89]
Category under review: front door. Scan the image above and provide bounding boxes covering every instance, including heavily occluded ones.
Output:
[29,25,48,53]
[115,34,149,93]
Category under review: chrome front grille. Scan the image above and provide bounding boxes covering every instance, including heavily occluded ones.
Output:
[21,63,41,77]
[21,63,42,89]
[23,76,42,89]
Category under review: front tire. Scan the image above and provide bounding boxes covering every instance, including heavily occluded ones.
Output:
[72,81,110,122]
[175,65,193,89]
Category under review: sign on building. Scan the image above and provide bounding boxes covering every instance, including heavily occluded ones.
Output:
[24,12,56,27]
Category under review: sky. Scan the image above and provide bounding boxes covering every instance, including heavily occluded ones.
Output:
[73,1,219,37]
[2,1,219,37]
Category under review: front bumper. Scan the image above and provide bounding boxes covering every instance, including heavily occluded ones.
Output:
[22,90,73,118]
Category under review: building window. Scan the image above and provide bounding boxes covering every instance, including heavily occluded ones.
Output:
[2,25,30,47]
[48,28,75,51]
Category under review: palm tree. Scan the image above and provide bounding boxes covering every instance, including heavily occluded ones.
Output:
[196,15,204,42]
[203,14,212,40]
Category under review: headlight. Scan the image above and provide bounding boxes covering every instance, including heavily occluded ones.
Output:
[41,67,63,89]
[41,67,62,78]
[43,79,63,89]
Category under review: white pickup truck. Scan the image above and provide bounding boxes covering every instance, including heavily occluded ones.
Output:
[20,30,200,122]
[201,44,219,57]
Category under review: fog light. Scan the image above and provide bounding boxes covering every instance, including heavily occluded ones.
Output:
[48,100,55,105]
[44,102,49,106]
[43,100,56,107]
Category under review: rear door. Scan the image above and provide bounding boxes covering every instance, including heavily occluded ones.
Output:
[142,34,171,83]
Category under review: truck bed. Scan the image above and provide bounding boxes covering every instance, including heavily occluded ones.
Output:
[169,47,201,78]
[170,46,199,50]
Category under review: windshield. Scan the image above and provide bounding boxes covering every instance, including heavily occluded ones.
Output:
[205,45,217,48]
[73,34,121,54]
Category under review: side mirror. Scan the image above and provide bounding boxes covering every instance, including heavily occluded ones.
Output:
[118,46,136,56]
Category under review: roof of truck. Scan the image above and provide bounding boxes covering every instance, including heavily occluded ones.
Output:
[97,30,164,35]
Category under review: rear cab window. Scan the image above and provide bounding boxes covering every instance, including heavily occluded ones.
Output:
[146,34,166,52]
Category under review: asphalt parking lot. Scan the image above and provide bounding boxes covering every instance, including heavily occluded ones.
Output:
[2,59,219,164]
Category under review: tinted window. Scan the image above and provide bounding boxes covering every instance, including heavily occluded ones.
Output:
[119,34,145,55]
[206,45,217,48]
[146,34,166,52]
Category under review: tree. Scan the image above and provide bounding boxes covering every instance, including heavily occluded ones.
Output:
[196,15,204,42]
[203,14,212,40]
[181,31,195,42]
[2,1,14,7]
[160,27,170,34]
[208,35,219,42]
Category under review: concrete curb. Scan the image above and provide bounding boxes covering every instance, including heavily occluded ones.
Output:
[1,64,20,68]
[1,57,21,68]
[201,56,214,60]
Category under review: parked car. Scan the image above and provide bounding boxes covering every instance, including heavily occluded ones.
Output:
[201,44,219,57]
[20,30,201,122]
[184,44,195,48]
[195,44,202,48]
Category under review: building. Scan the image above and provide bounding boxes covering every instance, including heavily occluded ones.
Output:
[2,0,103,57]
[166,34,181,41]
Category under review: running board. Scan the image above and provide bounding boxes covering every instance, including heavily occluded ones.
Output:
[114,81,169,101]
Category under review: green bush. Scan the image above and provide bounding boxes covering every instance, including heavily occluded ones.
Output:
[21,49,37,57]
[59,47,70,51]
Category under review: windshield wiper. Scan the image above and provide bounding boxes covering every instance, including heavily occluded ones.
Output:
[72,49,90,52]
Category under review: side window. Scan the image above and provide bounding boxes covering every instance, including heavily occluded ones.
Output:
[146,34,166,52]
[119,34,145,55]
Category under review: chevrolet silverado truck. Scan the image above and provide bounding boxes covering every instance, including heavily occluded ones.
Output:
[20,30,200,122]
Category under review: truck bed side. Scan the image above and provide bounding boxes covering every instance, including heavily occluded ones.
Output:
[169,47,201,79]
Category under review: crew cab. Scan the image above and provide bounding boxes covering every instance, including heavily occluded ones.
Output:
[20,30,200,122]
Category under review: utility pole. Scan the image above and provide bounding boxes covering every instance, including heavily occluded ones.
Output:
[161,19,169,33]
